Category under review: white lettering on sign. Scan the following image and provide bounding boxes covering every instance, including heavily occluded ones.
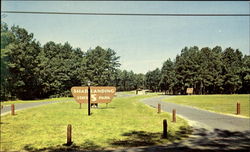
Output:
[76,95,97,101]
[91,94,97,101]
[73,89,88,94]
[99,96,110,100]
[71,86,116,103]
[91,89,115,94]
[77,96,88,100]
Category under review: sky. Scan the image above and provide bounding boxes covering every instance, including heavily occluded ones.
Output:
[1,1,249,74]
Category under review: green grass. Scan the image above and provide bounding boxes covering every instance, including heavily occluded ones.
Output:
[1,97,73,106]
[0,94,190,151]
[164,94,250,117]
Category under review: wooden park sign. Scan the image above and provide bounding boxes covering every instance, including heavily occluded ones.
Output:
[186,88,194,95]
[71,86,116,104]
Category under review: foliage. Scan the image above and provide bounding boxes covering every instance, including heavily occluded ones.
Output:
[1,25,42,99]
[145,68,161,92]
[84,46,120,86]
[158,46,249,94]
[1,22,249,100]
[1,23,121,100]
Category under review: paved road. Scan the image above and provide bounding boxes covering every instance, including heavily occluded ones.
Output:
[0,93,131,115]
[115,92,138,98]
[0,93,132,115]
[137,95,250,151]
[140,96,250,131]
[0,99,73,115]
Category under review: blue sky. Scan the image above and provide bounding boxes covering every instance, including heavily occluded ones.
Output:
[1,1,249,74]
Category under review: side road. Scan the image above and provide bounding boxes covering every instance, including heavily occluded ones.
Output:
[0,92,133,116]
[0,99,74,116]
[135,95,250,151]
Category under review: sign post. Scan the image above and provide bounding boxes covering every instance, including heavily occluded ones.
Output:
[88,81,91,116]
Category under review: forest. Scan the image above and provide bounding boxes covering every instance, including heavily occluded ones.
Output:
[1,23,249,100]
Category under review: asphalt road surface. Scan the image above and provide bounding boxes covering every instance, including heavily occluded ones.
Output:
[140,95,250,131]
[0,99,73,115]
[137,95,250,151]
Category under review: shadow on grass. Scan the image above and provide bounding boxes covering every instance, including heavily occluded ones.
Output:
[109,126,192,147]
[22,127,250,152]
[23,140,104,152]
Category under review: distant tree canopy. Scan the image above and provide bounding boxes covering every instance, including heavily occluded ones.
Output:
[1,23,122,100]
[158,46,250,95]
[1,23,249,100]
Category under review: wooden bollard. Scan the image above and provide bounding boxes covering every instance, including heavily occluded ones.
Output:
[158,104,161,113]
[79,103,82,109]
[236,102,240,115]
[66,124,72,145]
[172,109,176,122]
[11,104,15,115]
[163,119,168,138]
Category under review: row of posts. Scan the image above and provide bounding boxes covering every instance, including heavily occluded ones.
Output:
[4,102,241,117]
[65,119,168,146]
[158,102,241,116]
[4,102,242,145]
[158,104,176,122]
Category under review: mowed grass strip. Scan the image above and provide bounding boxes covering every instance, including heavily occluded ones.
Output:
[0,94,189,151]
[164,94,249,117]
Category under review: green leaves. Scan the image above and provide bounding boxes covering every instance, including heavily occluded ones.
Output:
[84,46,120,86]
[158,46,248,95]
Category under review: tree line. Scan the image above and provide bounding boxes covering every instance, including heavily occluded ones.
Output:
[1,23,249,100]
[1,23,146,100]
[147,46,250,94]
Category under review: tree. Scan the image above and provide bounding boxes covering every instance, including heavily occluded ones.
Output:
[239,55,250,94]
[84,46,120,86]
[1,22,14,100]
[221,48,243,94]
[4,25,42,99]
[160,58,175,94]
[38,42,85,97]
[145,68,161,92]
[174,46,200,94]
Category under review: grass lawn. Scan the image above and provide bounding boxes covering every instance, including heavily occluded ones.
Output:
[0,97,73,106]
[163,94,250,117]
[0,94,190,151]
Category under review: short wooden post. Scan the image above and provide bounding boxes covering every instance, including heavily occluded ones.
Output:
[79,103,82,109]
[66,124,72,145]
[1,105,3,109]
[236,102,240,115]
[11,104,15,115]
[172,109,176,122]
[163,119,168,138]
[158,104,161,114]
